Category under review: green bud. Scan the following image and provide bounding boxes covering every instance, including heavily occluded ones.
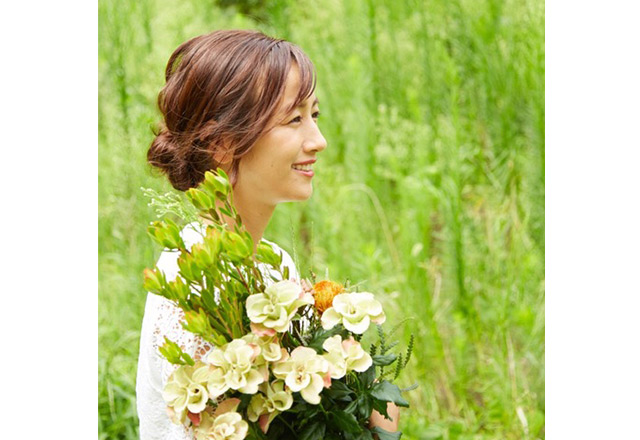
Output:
[208,169,232,196]
[186,188,214,212]
[163,219,186,249]
[166,276,191,303]
[191,242,214,268]
[204,227,223,255]
[147,220,185,250]
[222,230,253,262]
[201,171,230,202]
[256,242,282,267]
[143,268,166,294]
[182,308,210,335]
[146,221,165,246]
[177,252,202,283]
[159,338,194,366]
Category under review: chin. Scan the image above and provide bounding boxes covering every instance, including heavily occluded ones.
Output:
[286,187,313,202]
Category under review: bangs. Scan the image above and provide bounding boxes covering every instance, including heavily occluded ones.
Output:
[252,40,317,123]
[286,46,317,114]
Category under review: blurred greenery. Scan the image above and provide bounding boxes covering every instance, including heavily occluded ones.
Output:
[98,0,544,438]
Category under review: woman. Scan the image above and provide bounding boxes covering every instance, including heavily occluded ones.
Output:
[136,29,398,439]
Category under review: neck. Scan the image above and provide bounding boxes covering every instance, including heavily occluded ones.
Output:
[200,189,276,253]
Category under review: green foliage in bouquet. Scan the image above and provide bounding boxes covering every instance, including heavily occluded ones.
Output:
[144,170,290,347]
[143,169,416,439]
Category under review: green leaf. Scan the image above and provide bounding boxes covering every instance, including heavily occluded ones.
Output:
[381,340,400,354]
[355,394,373,420]
[158,338,194,366]
[325,380,355,401]
[237,393,252,412]
[371,427,402,440]
[370,381,410,408]
[299,419,326,440]
[372,354,397,366]
[355,430,375,440]
[200,287,217,313]
[344,398,359,415]
[361,365,376,388]
[332,410,362,434]
[371,397,390,419]
[400,383,419,392]
[307,326,344,353]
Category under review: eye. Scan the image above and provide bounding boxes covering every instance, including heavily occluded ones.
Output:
[312,111,321,119]
[287,115,302,124]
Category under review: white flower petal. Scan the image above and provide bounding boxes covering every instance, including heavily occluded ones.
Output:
[300,374,324,405]
[343,314,370,334]
[321,308,341,329]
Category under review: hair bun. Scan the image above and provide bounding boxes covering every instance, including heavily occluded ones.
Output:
[147,128,207,191]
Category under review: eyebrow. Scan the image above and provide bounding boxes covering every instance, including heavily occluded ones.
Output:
[297,97,319,108]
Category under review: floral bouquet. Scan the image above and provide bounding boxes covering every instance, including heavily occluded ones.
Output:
[143,170,416,440]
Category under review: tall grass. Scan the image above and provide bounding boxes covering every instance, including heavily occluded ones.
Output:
[98,0,544,438]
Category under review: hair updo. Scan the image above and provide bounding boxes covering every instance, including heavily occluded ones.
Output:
[147,30,316,191]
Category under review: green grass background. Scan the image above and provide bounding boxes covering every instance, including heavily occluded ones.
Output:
[98,0,544,438]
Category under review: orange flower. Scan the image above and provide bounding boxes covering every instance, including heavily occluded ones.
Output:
[312,280,344,314]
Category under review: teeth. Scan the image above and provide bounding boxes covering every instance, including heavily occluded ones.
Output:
[292,164,313,171]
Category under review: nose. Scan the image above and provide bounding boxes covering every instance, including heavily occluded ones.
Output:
[303,122,327,153]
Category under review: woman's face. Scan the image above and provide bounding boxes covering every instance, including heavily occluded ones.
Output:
[232,63,327,206]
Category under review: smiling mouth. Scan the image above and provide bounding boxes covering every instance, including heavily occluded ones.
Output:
[292,164,313,171]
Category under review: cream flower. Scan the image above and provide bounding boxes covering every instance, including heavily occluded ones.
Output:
[271,347,330,405]
[247,380,294,433]
[205,339,264,397]
[194,399,248,440]
[322,335,373,379]
[246,280,314,333]
[162,362,211,425]
[320,292,386,334]
[241,333,284,363]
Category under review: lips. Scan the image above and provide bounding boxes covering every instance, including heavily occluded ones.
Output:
[292,159,316,166]
[293,167,314,177]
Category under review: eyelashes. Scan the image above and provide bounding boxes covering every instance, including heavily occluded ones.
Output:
[287,111,321,125]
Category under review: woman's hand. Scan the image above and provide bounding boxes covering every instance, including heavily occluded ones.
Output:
[369,402,400,436]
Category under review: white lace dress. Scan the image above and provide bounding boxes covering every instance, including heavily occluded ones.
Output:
[135,222,300,440]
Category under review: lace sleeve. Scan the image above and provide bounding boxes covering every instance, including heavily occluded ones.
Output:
[137,248,213,440]
[153,296,215,383]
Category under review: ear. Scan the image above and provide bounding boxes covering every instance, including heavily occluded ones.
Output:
[212,139,233,165]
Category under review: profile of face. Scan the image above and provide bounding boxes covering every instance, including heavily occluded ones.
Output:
[223,63,327,207]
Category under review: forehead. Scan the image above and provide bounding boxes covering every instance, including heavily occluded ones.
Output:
[279,63,318,113]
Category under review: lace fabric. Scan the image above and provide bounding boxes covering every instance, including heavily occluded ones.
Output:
[135,222,300,440]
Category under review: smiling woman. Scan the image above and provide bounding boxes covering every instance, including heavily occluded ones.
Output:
[138,29,397,439]
[225,63,327,232]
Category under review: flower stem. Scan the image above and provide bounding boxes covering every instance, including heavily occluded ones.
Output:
[277,415,296,437]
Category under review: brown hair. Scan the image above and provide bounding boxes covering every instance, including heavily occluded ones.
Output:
[147,30,316,191]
